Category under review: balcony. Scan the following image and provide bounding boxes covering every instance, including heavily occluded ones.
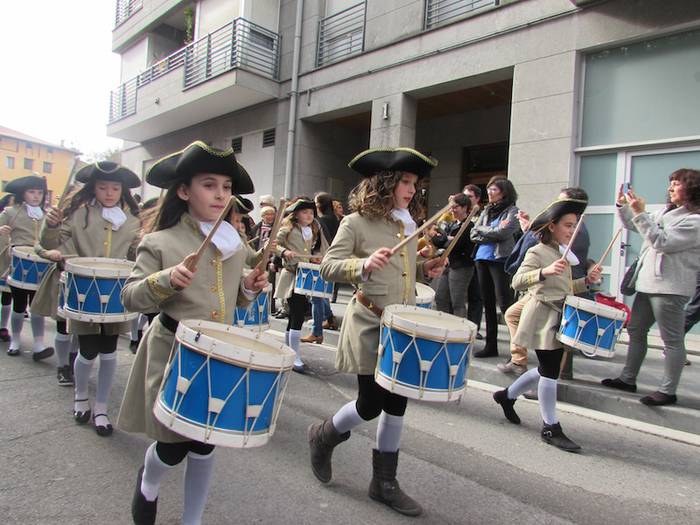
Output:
[316,2,366,67]
[115,0,143,28]
[108,18,280,142]
[424,0,500,29]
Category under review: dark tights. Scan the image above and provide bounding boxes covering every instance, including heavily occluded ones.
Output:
[10,286,34,313]
[78,333,118,360]
[56,320,68,335]
[355,374,407,420]
[1,291,12,306]
[535,348,564,379]
[286,293,307,331]
[156,440,215,466]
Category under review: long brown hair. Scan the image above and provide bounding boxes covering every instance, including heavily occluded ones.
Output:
[280,196,321,244]
[348,171,424,221]
[63,179,139,228]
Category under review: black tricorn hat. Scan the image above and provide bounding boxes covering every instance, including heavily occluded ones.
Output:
[348,147,438,178]
[141,197,160,210]
[75,162,141,189]
[233,195,254,214]
[284,199,315,215]
[530,198,588,233]
[4,175,47,195]
[146,141,254,194]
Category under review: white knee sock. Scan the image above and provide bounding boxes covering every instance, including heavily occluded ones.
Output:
[289,329,302,366]
[70,334,79,355]
[332,400,365,433]
[284,330,290,346]
[139,314,148,330]
[55,333,71,367]
[94,353,117,426]
[0,304,10,329]
[506,367,541,400]
[538,376,559,425]
[130,317,140,341]
[182,450,216,525]
[9,311,24,350]
[30,314,45,352]
[376,412,404,453]
[73,353,94,413]
[141,442,175,502]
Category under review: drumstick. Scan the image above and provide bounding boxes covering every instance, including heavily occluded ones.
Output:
[247,235,260,246]
[561,213,585,262]
[390,200,454,256]
[184,196,236,271]
[255,198,286,273]
[437,205,480,264]
[595,227,622,268]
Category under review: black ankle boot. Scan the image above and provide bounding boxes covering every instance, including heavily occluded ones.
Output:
[368,449,422,517]
[493,389,520,424]
[308,418,350,483]
[132,466,157,525]
[541,422,581,453]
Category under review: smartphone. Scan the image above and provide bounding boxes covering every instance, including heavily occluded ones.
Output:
[623,182,631,193]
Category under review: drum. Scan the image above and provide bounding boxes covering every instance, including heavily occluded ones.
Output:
[60,258,137,323]
[557,296,627,358]
[415,282,435,309]
[376,305,475,402]
[233,283,272,330]
[7,246,53,291]
[154,319,296,448]
[0,276,9,293]
[294,262,334,299]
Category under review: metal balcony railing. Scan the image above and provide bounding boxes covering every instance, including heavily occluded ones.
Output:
[425,0,499,29]
[108,18,280,124]
[184,18,280,89]
[316,2,366,67]
[115,0,143,27]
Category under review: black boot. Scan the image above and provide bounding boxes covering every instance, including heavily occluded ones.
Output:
[132,466,157,525]
[308,417,350,483]
[493,389,520,424]
[541,422,581,453]
[368,449,422,517]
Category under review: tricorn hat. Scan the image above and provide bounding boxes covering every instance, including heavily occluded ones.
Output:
[233,195,254,214]
[146,141,254,194]
[530,198,588,233]
[348,147,438,178]
[284,198,315,215]
[75,162,141,189]
[4,175,47,196]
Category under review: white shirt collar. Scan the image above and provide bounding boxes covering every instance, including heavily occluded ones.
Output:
[199,220,242,260]
[390,208,416,235]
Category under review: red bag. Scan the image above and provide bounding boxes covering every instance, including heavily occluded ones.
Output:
[595,293,631,327]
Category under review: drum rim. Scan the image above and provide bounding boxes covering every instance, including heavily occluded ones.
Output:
[296,261,322,270]
[65,257,134,278]
[374,370,466,402]
[177,319,296,370]
[382,304,475,342]
[563,295,627,321]
[6,276,40,290]
[11,245,52,264]
[415,282,435,304]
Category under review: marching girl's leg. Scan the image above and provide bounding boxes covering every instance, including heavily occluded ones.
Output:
[29,301,53,360]
[8,286,29,356]
[0,290,12,342]
[93,332,119,436]
[55,319,73,386]
[287,293,307,372]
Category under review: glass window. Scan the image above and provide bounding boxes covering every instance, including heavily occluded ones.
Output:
[630,150,700,205]
[578,154,617,206]
[582,30,700,146]
[43,161,52,174]
[5,156,14,169]
[23,158,33,170]
[584,214,615,266]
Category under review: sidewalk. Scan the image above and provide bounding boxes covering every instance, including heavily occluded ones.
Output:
[271,298,700,435]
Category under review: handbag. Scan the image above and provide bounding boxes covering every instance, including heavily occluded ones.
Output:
[620,256,641,296]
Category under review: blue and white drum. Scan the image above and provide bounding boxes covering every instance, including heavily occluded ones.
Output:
[376,305,475,402]
[233,283,272,330]
[415,282,435,309]
[557,296,627,359]
[294,262,334,299]
[60,257,136,323]
[7,246,53,291]
[154,320,295,448]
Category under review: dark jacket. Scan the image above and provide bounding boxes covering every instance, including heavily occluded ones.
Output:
[433,220,475,269]
[317,213,340,244]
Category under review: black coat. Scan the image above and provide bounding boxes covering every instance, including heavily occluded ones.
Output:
[433,220,475,269]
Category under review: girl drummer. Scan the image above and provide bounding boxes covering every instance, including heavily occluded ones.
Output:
[0,193,15,343]
[42,162,141,434]
[492,198,601,452]
[274,197,328,372]
[310,147,444,517]
[0,174,54,358]
[117,141,268,525]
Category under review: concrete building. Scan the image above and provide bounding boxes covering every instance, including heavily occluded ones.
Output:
[107,0,700,342]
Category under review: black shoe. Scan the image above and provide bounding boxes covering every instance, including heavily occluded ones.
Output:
[473,347,498,358]
[274,310,288,319]
[93,413,113,437]
[293,363,307,374]
[601,377,637,393]
[493,389,521,424]
[57,365,74,387]
[0,328,9,342]
[475,332,484,340]
[308,418,350,483]
[32,347,55,361]
[7,347,20,356]
[541,422,581,452]
[73,398,91,424]
[640,391,677,406]
[130,340,139,354]
[368,449,423,517]
[132,466,158,525]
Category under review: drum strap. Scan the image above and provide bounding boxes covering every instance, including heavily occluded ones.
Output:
[158,312,179,333]
[356,291,383,318]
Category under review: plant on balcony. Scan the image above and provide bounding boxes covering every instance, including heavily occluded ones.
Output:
[184,6,194,44]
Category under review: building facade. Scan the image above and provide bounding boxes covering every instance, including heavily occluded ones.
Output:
[0,126,80,204]
[108,0,700,340]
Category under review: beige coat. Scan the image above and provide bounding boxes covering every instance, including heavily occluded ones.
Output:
[117,213,251,443]
[320,213,424,374]
[274,222,328,300]
[38,203,140,334]
[0,205,44,278]
[511,242,588,350]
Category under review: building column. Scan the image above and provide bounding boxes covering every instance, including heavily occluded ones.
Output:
[369,93,417,148]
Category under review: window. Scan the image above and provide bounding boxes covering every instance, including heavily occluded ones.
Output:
[43,161,52,174]
[231,137,242,154]
[5,156,15,169]
[24,158,33,170]
[262,129,276,148]
[25,142,33,151]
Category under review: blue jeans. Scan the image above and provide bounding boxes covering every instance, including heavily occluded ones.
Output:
[312,297,333,336]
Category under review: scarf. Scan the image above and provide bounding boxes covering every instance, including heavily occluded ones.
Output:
[558,244,580,266]
[391,208,416,235]
[301,225,313,241]
[25,204,44,220]
[199,220,241,261]
[102,206,127,231]
[485,199,511,222]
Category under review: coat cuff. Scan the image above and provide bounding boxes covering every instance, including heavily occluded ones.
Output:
[146,268,177,300]
[522,269,542,287]
[346,257,366,284]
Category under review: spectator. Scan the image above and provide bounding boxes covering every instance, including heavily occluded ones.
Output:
[684,272,700,334]
[259,194,275,209]
[463,184,484,338]
[602,169,700,405]
[333,199,345,221]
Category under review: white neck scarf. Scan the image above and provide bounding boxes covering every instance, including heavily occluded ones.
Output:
[199,220,242,261]
[25,204,44,220]
[559,244,580,266]
[301,225,313,241]
[102,205,127,231]
[391,208,416,235]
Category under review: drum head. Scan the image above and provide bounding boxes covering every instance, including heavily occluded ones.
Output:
[382,305,475,342]
[11,245,50,263]
[65,257,134,278]
[415,282,435,303]
[564,295,627,321]
[297,262,321,271]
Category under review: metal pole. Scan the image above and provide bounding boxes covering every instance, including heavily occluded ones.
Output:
[283,0,304,199]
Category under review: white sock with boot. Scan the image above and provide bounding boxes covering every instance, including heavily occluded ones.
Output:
[332,400,365,433]
[182,450,216,525]
[376,412,404,453]
[73,353,94,413]
[55,333,71,367]
[9,311,24,351]
[538,376,559,425]
[289,329,302,367]
[506,367,541,400]
[0,304,10,330]
[30,314,46,352]
[93,352,117,427]
[141,442,175,502]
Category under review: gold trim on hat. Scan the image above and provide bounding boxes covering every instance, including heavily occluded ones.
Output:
[347,147,438,169]
[94,162,121,174]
